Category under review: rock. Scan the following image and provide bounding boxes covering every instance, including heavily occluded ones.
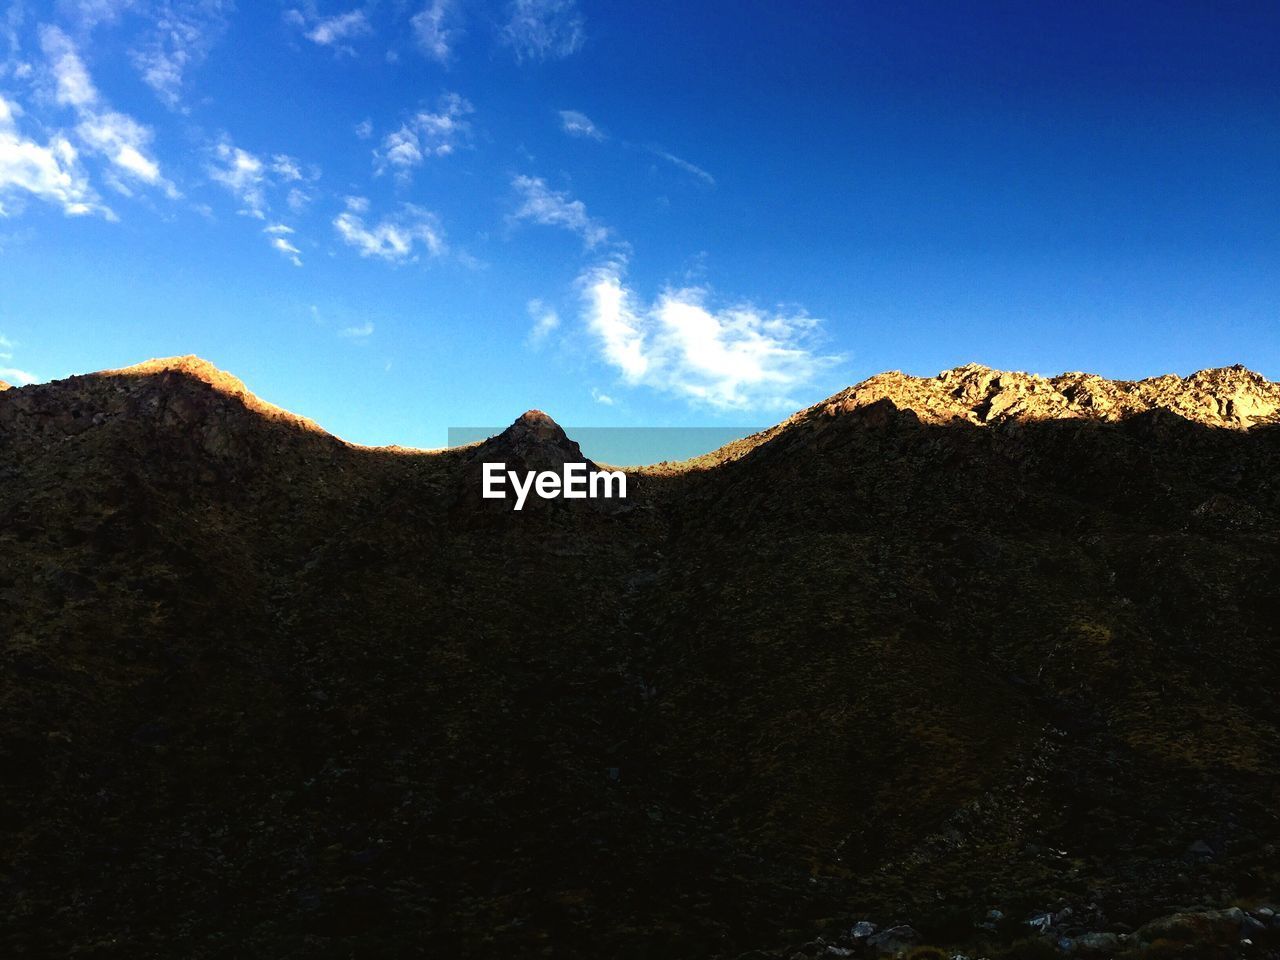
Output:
[866,925,919,956]
[986,909,1004,922]
[1241,914,1268,939]
[1070,932,1122,956]
[1027,912,1054,933]
[850,921,877,939]
[1185,839,1215,859]
[1136,907,1245,946]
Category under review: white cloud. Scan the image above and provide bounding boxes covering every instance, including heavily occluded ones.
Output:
[58,0,139,32]
[206,138,314,218]
[0,366,39,385]
[76,111,162,184]
[333,197,446,263]
[525,298,559,347]
[40,24,98,106]
[0,331,38,384]
[270,154,304,181]
[591,387,614,406]
[0,93,108,218]
[501,0,584,62]
[130,0,233,109]
[374,93,472,180]
[264,223,302,266]
[354,118,373,140]
[580,263,841,410]
[340,321,374,338]
[509,174,608,248]
[412,0,458,63]
[559,109,603,140]
[305,9,371,47]
[37,26,173,196]
[270,234,302,266]
[653,149,715,187]
[208,138,266,215]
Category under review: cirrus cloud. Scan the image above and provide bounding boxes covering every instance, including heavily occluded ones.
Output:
[501,0,584,62]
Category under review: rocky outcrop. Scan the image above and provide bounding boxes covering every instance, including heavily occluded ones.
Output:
[809,362,1280,430]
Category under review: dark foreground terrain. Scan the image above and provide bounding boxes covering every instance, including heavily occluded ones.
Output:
[2,358,1279,959]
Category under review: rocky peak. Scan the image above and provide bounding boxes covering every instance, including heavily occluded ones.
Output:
[473,409,597,472]
[0,379,10,392]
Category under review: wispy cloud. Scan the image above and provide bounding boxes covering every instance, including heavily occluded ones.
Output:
[652,148,715,187]
[591,387,614,406]
[130,0,234,109]
[412,0,459,63]
[559,109,604,140]
[41,24,97,106]
[59,0,139,32]
[0,366,38,385]
[207,137,311,218]
[579,262,842,410]
[525,298,559,347]
[303,9,371,48]
[270,154,303,181]
[509,174,608,248]
[0,94,106,218]
[333,196,446,263]
[208,138,267,215]
[340,320,374,338]
[554,110,714,188]
[501,0,584,62]
[36,26,174,199]
[0,331,38,384]
[264,223,302,266]
[374,93,472,180]
[76,111,164,186]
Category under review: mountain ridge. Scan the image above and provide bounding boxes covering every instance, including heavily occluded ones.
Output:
[3,356,1278,467]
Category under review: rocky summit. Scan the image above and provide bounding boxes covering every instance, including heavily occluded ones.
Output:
[2,358,1279,959]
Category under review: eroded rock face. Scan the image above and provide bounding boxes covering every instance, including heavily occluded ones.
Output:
[812,363,1280,430]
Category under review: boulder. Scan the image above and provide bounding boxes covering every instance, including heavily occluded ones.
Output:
[1135,907,1245,946]
[866,925,920,956]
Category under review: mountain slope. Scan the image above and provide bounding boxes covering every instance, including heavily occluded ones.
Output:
[2,358,1278,959]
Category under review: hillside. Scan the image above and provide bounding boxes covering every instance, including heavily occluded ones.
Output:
[2,358,1279,959]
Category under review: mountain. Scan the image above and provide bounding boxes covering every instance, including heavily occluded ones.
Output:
[2,358,1278,959]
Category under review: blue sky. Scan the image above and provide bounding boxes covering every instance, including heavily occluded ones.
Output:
[1,0,1278,450]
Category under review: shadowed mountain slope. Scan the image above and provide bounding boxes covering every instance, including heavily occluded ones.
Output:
[2,358,1278,959]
